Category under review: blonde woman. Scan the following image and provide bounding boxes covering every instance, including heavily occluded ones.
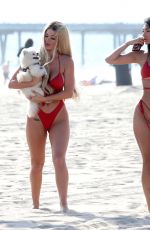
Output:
[8,21,78,212]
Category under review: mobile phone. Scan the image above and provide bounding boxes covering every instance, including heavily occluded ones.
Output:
[132,43,143,51]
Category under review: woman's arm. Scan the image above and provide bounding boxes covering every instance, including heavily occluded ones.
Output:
[105,37,144,65]
[8,67,42,89]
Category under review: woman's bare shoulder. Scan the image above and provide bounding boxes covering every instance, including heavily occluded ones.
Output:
[61,54,72,60]
[60,54,74,66]
[133,50,148,65]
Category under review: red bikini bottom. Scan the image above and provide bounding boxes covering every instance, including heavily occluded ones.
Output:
[38,100,64,131]
[139,99,150,130]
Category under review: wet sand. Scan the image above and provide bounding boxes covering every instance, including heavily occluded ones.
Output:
[0,83,150,229]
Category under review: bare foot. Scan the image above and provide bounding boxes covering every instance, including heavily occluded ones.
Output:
[33,205,39,209]
[60,205,69,213]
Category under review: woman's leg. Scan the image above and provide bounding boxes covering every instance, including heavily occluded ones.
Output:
[133,104,150,211]
[49,109,69,211]
[26,117,47,208]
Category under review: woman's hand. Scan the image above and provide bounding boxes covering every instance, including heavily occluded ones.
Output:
[29,90,52,103]
[29,94,53,104]
[127,36,144,46]
[29,91,45,103]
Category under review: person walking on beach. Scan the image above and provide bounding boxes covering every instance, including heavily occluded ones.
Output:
[2,61,10,84]
[17,38,34,57]
[8,21,78,212]
[105,17,150,212]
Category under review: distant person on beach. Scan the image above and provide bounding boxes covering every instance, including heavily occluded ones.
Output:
[8,21,78,212]
[105,17,150,212]
[2,61,10,84]
[17,38,34,57]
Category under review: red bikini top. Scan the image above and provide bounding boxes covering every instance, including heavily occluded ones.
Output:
[48,55,64,92]
[141,60,150,79]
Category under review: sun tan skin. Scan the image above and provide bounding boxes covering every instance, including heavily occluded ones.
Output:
[8,28,75,211]
[105,24,150,211]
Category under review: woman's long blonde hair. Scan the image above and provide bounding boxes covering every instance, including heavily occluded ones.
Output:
[40,21,78,98]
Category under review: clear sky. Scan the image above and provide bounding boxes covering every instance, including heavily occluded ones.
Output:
[1,0,150,24]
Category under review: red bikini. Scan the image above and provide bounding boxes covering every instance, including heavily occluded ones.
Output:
[49,73,64,92]
[141,61,150,80]
[139,58,150,129]
[38,55,64,131]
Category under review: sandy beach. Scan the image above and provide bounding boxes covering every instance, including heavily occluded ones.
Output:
[0,82,150,230]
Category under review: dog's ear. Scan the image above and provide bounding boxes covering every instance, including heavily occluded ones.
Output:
[20,48,27,57]
[23,49,27,55]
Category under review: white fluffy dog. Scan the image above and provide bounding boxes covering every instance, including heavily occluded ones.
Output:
[17,47,47,118]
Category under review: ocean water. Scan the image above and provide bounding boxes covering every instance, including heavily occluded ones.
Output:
[1,31,143,86]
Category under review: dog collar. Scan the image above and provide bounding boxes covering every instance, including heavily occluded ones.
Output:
[22,67,29,72]
[21,62,40,72]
